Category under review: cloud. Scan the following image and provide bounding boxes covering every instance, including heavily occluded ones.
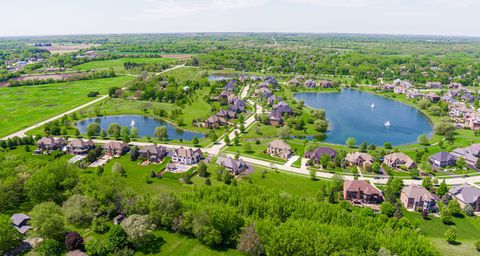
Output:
[142,0,267,17]
[283,0,475,8]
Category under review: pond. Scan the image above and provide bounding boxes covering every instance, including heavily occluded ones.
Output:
[76,115,204,140]
[208,74,235,81]
[294,89,433,146]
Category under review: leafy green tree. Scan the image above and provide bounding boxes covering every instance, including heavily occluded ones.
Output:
[87,123,101,137]
[447,199,462,216]
[384,142,392,149]
[437,180,448,197]
[198,161,208,177]
[475,240,480,252]
[444,227,456,244]
[107,225,128,251]
[35,239,66,256]
[237,224,264,256]
[100,129,107,139]
[464,204,474,217]
[380,202,395,217]
[0,215,21,254]
[359,142,367,152]
[417,134,429,145]
[112,162,126,176]
[421,177,433,190]
[192,136,199,145]
[120,214,156,245]
[131,127,138,140]
[63,194,98,227]
[130,146,139,161]
[154,126,168,140]
[224,136,231,145]
[31,202,66,240]
[456,157,467,169]
[108,123,121,139]
[345,137,356,148]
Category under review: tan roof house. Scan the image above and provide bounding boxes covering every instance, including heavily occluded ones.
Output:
[172,147,203,165]
[401,184,438,212]
[383,152,416,170]
[66,139,95,155]
[36,137,67,151]
[103,141,129,157]
[138,145,167,163]
[448,184,480,212]
[343,180,383,205]
[266,140,293,159]
[344,152,373,169]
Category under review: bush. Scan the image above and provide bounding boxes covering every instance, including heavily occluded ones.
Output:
[380,202,395,217]
[92,217,110,234]
[463,204,474,217]
[36,239,66,256]
[65,232,84,251]
[444,227,456,244]
[475,240,480,252]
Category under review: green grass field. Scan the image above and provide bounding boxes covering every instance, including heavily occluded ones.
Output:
[0,76,133,138]
[73,58,176,72]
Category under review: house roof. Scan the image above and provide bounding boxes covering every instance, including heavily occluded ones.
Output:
[68,139,94,148]
[216,156,250,174]
[430,152,455,162]
[67,250,88,256]
[11,213,30,226]
[384,152,415,168]
[139,145,166,155]
[174,147,203,158]
[402,185,438,202]
[449,184,480,204]
[305,147,337,160]
[345,152,373,163]
[267,140,291,151]
[344,180,382,196]
[103,141,128,150]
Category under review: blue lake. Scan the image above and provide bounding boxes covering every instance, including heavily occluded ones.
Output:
[294,89,433,146]
[76,115,204,140]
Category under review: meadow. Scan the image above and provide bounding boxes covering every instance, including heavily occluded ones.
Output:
[0,76,133,137]
[72,57,176,72]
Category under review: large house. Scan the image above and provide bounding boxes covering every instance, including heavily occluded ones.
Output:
[216,156,253,175]
[172,147,203,165]
[448,184,480,212]
[36,137,67,152]
[426,82,443,89]
[304,79,316,88]
[425,92,440,103]
[343,180,383,205]
[204,115,227,129]
[66,139,94,155]
[383,152,416,170]
[400,184,438,212]
[272,101,293,116]
[266,140,293,159]
[103,141,129,157]
[304,147,337,165]
[344,152,373,169]
[228,99,246,113]
[268,111,284,126]
[429,152,456,168]
[11,213,31,235]
[318,80,333,88]
[452,144,480,166]
[138,145,167,163]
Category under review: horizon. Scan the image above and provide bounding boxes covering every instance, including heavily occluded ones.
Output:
[2,0,479,37]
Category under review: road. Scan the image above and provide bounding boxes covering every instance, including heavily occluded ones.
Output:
[1,64,187,141]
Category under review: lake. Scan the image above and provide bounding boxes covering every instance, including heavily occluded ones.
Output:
[208,74,235,81]
[76,115,204,140]
[294,89,433,146]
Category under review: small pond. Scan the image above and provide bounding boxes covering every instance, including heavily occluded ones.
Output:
[208,74,235,81]
[294,89,433,146]
[76,115,204,140]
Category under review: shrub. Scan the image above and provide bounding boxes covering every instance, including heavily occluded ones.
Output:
[65,232,84,251]
[444,227,456,244]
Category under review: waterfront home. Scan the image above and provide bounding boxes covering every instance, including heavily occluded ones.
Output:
[268,111,284,126]
[264,76,278,87]
[11,213,31,235]
[103,141,129,157]
[452,144,480,166]
[426,82,443,89]
[304,79,316,88]
[139,145,167,163]
[343,180,383,205]
[344,152,373,169]
[172,147,203,165]
[394,86,407,94]
[429,152,456,168]
[216,156,253,175]
[318,80,333,88]
[448,184,480,212]
[383,152,416,170]
[66,139,94,155]
[36,137,67,152]
[304,147,337,165]
[406,89,424,99]
[267,139,293,159]
[204,115,226,129]
[401,184,438,212]
[272,101,293,116]
[381,84,394,92]
[425,92,440,103]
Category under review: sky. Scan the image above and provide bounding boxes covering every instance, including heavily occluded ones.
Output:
[1,0,479,37]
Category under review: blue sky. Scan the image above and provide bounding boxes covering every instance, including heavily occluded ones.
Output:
[1,0,479,37]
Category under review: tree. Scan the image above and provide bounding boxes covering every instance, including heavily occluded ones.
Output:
[417,134,429,145]
[107,225,128,250]
[437,180,448,197]
[475,240,480,252]
[371,162,381,173]
[0,215,21,254]
[421,177,433,190]
[237,224,264,256]
[35,239,65,256]
[444,227,457,244]
[240,123,246,133]
[112,162,126,176]
[464,204,474,217]
[384,177,403,203]
[313,120,328,133]
[233,137,240,146]
[108,123,121,139]
[359,142,367,152]
[121,214,156,245]
[209,131,218,142]
[434,122,455,136]
[346,137,356,148]
[100,129,107,139]
[87,123,101,137]
[63,194,98,227]
[154,126,168,140]
[309,168,316,180]
[30,202,66,240]
[447,199,462,216]
[476,158,480,169]
[456,157,466,169]
[198,161,208,178]
[380,202,395,217]
[131,127,138,140]
[278,126,290,139]
[65,232,84,251]
[130,146,139,161]
[384,142,392,149]
[205,178,212,186]
[192,136,199,145]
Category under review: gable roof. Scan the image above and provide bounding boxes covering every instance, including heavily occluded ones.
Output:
[139,145,166,155]
[402,184,438,202]
[11,213,30,226]
[344,180,382,196]
[305,147,337,160]
[174,147,203,158]
[268,139,291,151]
[430,152,455,162]
[449,184,480,204]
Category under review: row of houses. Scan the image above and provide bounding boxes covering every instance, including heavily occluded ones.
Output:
[428,143,480,169]
[287,76,334,88]
[448,102,480,130]
[205,86,247,129]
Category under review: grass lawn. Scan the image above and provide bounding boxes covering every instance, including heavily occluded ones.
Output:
[404,211,480,256]
[72,58,176,72]
[0,76,133,138]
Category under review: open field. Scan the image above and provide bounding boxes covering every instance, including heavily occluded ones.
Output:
[37,43,100,54]
[0,76,133,137]
[72,57,176,72]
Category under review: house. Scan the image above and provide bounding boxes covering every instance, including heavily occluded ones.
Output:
[383,152,416,170]
[138,145,167,163]
[394,86,406,94]
[228,99,246,113]
[227,94,239,104]
[272,101,293,116]
[66,139,94,155]
[462,93,476,103]
[172,147,203,165]
[429,152,456,168]
[216,156,253,175]
[254,87,272,99]
[267,140,293,159]
[204,115,226,129]
[448,184,480,212]
[344,152,373,169]
[318,80,333,88]
[425,92,440,103]
[406,89,424,99]
[382,84,394,92]
[264,76,278,87]
[400,184,438,212]
[11,213,31,235]
[266,95,282,106]
[287,78,300,86]
[68,250,88,256]
[468,115,480,130]
[268,111,284,126]
[225,80,236,91]
[426,82,443,89]
[304,147,337,165]
[449,82,463,89]
[113,214,125,225]
[304,79,316,88]
[216,109,237,119]
[343,180,383,205]
[36,137,67,152]
[103,141,129,157]
[452,144,480,166]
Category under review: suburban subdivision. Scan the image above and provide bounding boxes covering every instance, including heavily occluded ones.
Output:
[1,33,480,256]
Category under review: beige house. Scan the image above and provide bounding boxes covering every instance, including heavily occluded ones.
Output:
[103,141,129,157]
[400,184,438,212]
[448,184,480,212]
[383,152,416,170]
[344,152,373,169]
[266,140,293,159]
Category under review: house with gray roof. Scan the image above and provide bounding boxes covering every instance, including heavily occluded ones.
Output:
[36,137,67,152]
[452,143,480,166]
[304,147,337,165]
[429,152,456,168]
[216,156,253,175]
[272,101,293,116]
[11,213,31,235]
[139,145,167,163]
[172,147,203,165]
[66,139,95,155]
[448,184,480,212]
[400,184,438,212]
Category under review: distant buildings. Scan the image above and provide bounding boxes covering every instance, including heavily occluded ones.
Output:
[138,145,167,163]
[66,139,94,155]
[36,137,67,153]
[103,141,129,157]
[344,152,373,169]
[216,156,253,175]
